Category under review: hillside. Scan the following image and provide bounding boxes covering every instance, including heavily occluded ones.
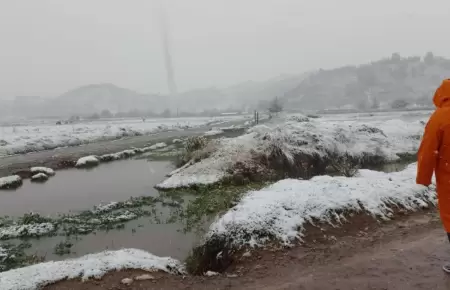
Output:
[6,53,450,119]
[43,83,164,116]
[283,53,449,110]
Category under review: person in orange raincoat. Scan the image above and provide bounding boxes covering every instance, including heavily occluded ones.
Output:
[417,79,450,273]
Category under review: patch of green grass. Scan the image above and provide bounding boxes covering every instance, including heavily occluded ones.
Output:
[0,242,44,272]
[168,183,270,234]
[18,213,52,225]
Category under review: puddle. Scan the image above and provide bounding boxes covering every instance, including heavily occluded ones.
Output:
[0,159,201,262]
[0,159,171,216]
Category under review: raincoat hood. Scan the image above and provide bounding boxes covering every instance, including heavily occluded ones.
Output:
[433,79,450,108]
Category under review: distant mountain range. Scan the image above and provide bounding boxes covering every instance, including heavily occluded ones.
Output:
[2,52,448,119]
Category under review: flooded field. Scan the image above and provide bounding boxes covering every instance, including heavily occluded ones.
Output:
[0,158,202,263]
[0,159,172,216]
[0,111,424,273]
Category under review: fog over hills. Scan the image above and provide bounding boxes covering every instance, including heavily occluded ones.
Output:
[2,53,446,119]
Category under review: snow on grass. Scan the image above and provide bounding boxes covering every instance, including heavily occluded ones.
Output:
[206,163,435,247]
[0,176,22,190]
[75,156,99,168]
[157,116,425,189]
[0,116,249,157]
[156,134,259,189]
[30,173,48,182]
[204,129,224,137]
[148,142,167,150]
[91,202,120,214]
[0,223,55,240]
[30,167,55,176]
[0,248,184,290]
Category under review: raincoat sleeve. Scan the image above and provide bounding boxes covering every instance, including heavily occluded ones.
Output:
[416,110,442,186]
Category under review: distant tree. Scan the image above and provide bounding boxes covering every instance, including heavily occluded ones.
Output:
[268,97,283,114]
[424,51,435,65]
[391,52,401,62]
[391,99,409,109]
[68,115,80,123]
[370,97,380,109]
[357,99,369,111]
[161,109,171,118]
[356,66,377,87]
[87,113,100,120]
[100,109,113,118]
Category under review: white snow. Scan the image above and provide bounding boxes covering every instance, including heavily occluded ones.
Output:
[0,248,184,290]
[91,201,120,214]
[0,223,55,240]
[0,175,22,189]
[206,163,435,247]
[148,142,167,150]
[135,274,155,280]
[156,134,259,189]
[75,155,100,167]
[31,173,48,181]
[204,129,224,137]
[204,271,219,276]
[158,116,425,189]
[30,167,55,176]
[0,116,249,157]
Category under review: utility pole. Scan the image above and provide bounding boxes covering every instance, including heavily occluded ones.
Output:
[155,0,178,116]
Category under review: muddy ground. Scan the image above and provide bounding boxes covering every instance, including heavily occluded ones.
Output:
[46,211,450,290]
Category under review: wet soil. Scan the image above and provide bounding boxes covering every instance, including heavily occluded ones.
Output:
[46,211,450,290]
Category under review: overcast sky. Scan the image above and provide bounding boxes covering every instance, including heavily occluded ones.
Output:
[1,0,450,98]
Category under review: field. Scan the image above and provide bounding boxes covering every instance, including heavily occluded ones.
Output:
[0,116,250,157]
[0,110,442,290]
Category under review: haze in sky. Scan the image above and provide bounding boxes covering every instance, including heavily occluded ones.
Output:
[1,0,450,99]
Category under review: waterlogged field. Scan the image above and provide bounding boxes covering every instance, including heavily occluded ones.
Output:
[0,155,260,272]
[0,110,432,280]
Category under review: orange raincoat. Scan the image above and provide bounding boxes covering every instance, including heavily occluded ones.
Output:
[417,79,450,232]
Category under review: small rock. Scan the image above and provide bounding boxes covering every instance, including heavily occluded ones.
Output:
[227,274,238,278]
[204,271,219,277]
[135,274,155,281]
[121,278,133,285]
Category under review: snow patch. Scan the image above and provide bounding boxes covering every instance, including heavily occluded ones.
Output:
[204,129,224,137]
[0,223,55,240]
[75,156,100,168]
[156,133,259,189]
[0,176,22,190]
[0,248,184,290]
[206,163,435,247]
[148,142,167,150]
[30,167,55,176]
[30,173,48,182]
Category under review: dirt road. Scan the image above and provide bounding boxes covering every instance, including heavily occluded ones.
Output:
[46,212,450,290]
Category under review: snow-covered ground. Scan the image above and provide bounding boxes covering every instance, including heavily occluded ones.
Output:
[157,114,426,189]
[0,116,249,157]
[0,249,184,290]
[205,163,435,247]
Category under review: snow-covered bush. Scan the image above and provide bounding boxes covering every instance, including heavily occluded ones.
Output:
[157,117,424,189]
